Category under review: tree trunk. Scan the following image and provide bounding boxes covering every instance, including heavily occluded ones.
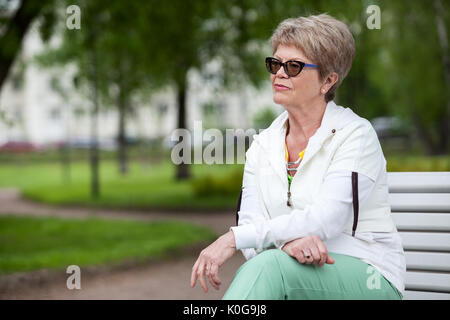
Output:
[0,0,48,90]
[90,90,100,198]
[60,143,71,184]
[437,115,449,154]
[176,72,190,180]
[117,89,128,175]
[89,34,100,199]
[434,0,450,154]
[411,108,440,155]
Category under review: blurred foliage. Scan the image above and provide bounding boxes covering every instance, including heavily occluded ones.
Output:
[191,168,243,197]
[364,0,450,155]
[387,155,450,172]
[0,0,55,89]
[252,107,278,130]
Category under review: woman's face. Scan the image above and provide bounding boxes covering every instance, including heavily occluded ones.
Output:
[271,44,322,108]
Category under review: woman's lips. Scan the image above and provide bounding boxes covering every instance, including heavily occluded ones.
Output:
[274,84,290,91]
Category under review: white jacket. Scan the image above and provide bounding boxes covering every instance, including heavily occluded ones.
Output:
[231,100,397,249]
[230,100,406,296]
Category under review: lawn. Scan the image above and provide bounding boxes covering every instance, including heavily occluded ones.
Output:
[0,215,216,275]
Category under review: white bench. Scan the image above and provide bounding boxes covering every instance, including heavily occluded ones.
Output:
[388,171,450,300]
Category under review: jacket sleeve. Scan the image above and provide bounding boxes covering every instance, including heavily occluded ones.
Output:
[230,141,267,259]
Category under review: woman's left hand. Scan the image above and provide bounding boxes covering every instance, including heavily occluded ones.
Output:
[190,230,237,292]
[282,235,335,267]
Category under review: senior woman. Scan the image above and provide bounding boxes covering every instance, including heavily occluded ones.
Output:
[190,14,406,300]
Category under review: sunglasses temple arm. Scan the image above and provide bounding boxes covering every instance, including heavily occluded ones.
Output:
[304,63,319,68]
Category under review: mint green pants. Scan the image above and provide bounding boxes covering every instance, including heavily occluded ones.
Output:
[223,249,402,300]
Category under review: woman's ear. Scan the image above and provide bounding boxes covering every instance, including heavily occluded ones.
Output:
[321,72,339,94]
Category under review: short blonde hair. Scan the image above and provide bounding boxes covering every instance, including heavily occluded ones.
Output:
[270,14,355,102]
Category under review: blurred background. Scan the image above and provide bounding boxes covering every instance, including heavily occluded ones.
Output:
[0,0,449,299]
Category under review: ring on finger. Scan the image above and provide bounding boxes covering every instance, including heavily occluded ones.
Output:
[303,251,312,259]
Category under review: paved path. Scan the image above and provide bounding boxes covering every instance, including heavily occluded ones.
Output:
[0,188,246,299]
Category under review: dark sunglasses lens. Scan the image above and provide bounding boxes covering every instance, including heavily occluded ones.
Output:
[266,58,281,74]
[286,62,302,76]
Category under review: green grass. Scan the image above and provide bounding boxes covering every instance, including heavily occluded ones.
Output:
[0,215,216,275]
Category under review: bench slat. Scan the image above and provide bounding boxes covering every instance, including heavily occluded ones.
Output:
[387,172,450,193]
[405,271,450,292]
[392,212,450,232]
[405,251,450,272]
[389,193,450,212]
[403,290,450,300]
[399,232,450,251]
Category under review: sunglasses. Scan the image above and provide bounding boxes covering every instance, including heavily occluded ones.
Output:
[265,57,318,77]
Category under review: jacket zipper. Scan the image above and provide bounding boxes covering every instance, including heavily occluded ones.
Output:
[287,189,292,207]
[286,162,295,207]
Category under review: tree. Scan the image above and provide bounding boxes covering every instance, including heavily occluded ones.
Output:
[148,0,313,179]
[89,1,167,175]
[35,1,133,196]
[0,0,53,90]
[371,0,449,155]
[136,1,219,180]
[36,0,171,201]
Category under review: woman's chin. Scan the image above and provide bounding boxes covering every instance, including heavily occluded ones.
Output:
[273,95,289,106]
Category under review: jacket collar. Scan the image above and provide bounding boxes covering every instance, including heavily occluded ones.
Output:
[253,100,360,183]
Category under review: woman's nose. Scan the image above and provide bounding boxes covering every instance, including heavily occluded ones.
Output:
[276,66,288,78]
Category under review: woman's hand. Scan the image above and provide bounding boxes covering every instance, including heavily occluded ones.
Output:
[190,230,237,293]
[282,235,335,267]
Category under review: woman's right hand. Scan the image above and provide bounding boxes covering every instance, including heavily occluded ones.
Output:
[281,235,335,267]
[190,230,236,293]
